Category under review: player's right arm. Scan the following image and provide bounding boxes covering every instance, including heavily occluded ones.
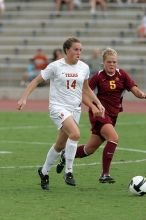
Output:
[82,80,105,118]
[17,74,45,110]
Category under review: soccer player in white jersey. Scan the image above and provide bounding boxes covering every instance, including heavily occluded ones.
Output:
[17,37,105,190]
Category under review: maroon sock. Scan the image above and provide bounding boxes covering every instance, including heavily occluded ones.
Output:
[102,141,117,176]
[75,145,88,158]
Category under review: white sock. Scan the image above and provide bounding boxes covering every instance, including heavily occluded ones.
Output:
[42,144,59,175]
[65,139,78,174]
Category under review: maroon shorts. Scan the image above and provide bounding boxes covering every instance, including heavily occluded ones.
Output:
[88,110,117,138]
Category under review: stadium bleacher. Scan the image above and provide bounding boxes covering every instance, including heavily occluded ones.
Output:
[0,0,146,91]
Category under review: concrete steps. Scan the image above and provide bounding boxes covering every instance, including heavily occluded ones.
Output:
[0,1,146,87]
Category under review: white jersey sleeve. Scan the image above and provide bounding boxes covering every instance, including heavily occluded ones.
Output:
[41,62,56,80]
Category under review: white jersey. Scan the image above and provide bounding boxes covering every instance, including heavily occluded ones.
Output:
[41,58,89,111]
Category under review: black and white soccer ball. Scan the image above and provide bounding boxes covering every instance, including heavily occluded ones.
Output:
[129,176,146,196]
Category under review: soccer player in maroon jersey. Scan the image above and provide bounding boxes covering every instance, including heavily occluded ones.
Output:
[56,47,146,183]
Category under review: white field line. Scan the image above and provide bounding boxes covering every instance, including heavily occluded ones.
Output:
[0,151,12,154]
[1,158,146,170]
[1,140,146,154]
[0,120,146,130]
[0,125,55,130]
[0,140,146,169]
[74,158,146,165]
[0,140,48,145]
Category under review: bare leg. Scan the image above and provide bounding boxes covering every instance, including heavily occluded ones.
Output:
[75,134,104,157]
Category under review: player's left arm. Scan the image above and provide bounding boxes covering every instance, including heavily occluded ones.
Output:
[82,80,105,117]
[131,86,146,99]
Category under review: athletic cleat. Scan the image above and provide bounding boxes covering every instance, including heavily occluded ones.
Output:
[38,167,49,190]
[64,172,76,186]
[99,175,115,184]
[56,150,65,174]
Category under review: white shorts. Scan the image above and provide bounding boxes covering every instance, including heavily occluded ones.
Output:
[49,106,81,130]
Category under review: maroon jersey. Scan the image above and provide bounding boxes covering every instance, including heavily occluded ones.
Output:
[89,69,136,116]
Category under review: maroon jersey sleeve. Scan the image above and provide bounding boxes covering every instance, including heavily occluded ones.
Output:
[120,69,137,91]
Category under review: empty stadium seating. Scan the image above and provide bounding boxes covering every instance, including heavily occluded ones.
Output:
[0,0,146,88]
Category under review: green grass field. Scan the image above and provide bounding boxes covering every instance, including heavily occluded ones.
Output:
[0,111,146,220]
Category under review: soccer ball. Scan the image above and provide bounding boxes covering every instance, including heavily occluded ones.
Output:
[129,176,146,196]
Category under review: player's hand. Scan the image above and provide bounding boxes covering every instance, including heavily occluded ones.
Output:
[17,99,27,111]
[91,104,105,118]
[97,103,105,118]
[141,92,146,99]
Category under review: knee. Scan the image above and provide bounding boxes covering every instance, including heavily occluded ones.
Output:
[69,130,80,141]
[85,148,95,155]
[85,145,97,155]
[115,133,119,144]
[109,133,119,144]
